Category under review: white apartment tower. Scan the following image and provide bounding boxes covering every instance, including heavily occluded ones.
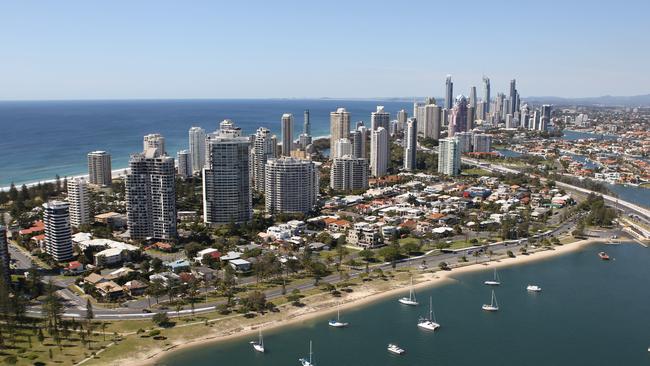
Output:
[43,201,74,262]
[404,118,417,171]
[330,156,369,192]
[126,147,177,240]
[87,151,112,187]
[188,126,206,174]
[264,157,318,214]
[330,108,351,159]
[177,149,192,178]
[251,127,276,192]
[334,138,353,159]
[456,132,473,154]
[370,127,388,177]
[67,177,90,228]
[281,113,294,156]
[203,121,252,225]
[438,137,461,176]
[143,133,166,156]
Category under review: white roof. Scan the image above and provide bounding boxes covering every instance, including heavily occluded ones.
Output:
[78,238,138,252]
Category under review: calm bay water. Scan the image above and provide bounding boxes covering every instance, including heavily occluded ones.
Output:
[159,243,650,366]
[0,99,411,187]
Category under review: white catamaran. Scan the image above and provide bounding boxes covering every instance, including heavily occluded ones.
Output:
[250,328,265,353]
[398,276,419,306]
[299,340,314,366]
[484,268,501,286]
[417,296,441,331]
[482,289,499,311]
[328,305,349,328]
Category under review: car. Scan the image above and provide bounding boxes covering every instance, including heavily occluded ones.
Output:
[142,308,152,313]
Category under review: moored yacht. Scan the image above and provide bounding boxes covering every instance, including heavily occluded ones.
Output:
[484,268,501,286]
[526,285,542,292]
[398,276,419,306]
[417,296,440,331]
[249,328,265,353]
[328,305,349,328]
[299,341,314,366]
[387,343,405,355]
[482,289,499,311]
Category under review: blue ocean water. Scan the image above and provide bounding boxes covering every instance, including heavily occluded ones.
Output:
[0,99,411,187]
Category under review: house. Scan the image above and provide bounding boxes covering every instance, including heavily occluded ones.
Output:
[123,280,148,297]
[229,258,252,272]
[194,248,221,264]
[307,242,329,251]
[192,267,217,282]
[95,281,124,299]
[94,212,127,228]
[149,272,180,287]
[164,259,191,272]
[19,221,45,236]
[84,273,108,286]
[104,267,134,281]
[220,251,242,262]
[64,261,84,275]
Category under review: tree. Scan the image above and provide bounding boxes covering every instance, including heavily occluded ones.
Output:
[85,298,94,322]
[243,291,267,313]
[152,312,170,326]
[378,244,401,268]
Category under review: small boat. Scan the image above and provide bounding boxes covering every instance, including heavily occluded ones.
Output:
[328,305,349,328]
[484,268,501,286]
[387,343,405,355]
[598,252,610,260]
[299,341,314,366]
[482,289,499,312]
[526,285,542,292]
[249,328,265,353]
[398,276,419,306]
[417,296,440,331]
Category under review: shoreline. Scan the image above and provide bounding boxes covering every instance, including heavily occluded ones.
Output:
[119,237,605,366]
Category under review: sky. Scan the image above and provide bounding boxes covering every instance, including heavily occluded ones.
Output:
[1,0,649,100]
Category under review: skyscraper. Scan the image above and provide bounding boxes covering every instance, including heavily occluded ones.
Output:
[330,108,351,159]
[177,149,192,178]
[482,76,491,113]
[540,104,552,131]
[396,109,408,131]
[330,156,369,192]
[352,126,368,159]
[467,105,475,131]
[87,151,112,187]
[371,106,390,131]
[472,133,492,153]
[67,177,90,228]
[438,137,461,176]
[448,95,468,137]
[0,225,9,281]
[456,131,473,153]
[509,79,518,114]
[264,157,318,214]
[404,118,417,171]
[143,133,166,156]
[445,75,454,110]
[370,127,388,177]
[281,113,294,156]
[469,86,477,109]
[203,120,252,225]
[251,127,276,192]
[126,143,177,240]
[189,126,206,174]
[334,138,353,159]
[303,110,311,136]
[43,201,73,262]
[520,104,531,129]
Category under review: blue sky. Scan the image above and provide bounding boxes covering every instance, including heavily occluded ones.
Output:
[1,0,649,100]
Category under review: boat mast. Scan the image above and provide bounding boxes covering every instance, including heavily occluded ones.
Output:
[309,340,313,364]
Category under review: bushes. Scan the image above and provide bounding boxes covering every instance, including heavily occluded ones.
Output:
[507,250,515,258]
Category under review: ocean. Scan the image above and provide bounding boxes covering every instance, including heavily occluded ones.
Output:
[0,99,412,188]
[159,242,650,366]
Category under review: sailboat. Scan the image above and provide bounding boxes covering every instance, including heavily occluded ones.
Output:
[299,340,314,366]
[417,296,440,331]
[484,268,501,286]
[249,328,265,353]
[328,305,349,328]
[482,289,499,311]
[398,276,419,306]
